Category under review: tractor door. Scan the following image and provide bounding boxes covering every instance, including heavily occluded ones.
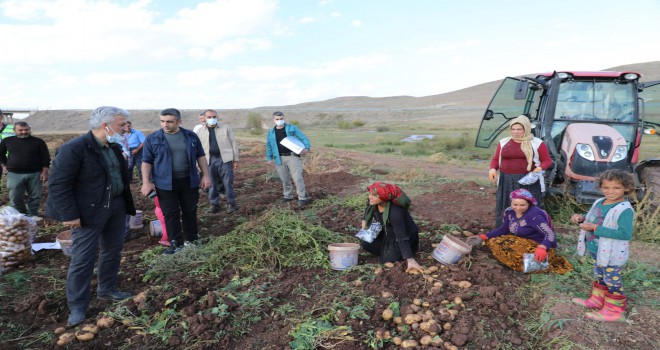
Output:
[639,80,660,133]
[475,77,541,148]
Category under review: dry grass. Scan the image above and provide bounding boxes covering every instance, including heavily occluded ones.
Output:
[302,153,342,175]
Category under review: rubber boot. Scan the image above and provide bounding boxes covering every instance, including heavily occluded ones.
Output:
[572,281,607,309]
[585,292,626,322]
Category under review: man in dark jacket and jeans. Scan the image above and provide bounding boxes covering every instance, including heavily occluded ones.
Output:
[46,106,136,326]
[141,108,210,254]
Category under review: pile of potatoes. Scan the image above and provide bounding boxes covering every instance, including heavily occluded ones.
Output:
[0,215,37,269]
[379,280,472,350]
[54,316,115,346]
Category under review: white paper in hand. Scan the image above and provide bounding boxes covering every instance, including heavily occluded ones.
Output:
[280,136,305,154]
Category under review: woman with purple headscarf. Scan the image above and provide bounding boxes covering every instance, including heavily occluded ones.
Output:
[467,189,572,274]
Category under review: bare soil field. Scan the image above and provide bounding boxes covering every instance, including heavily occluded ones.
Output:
[0,135,657,350]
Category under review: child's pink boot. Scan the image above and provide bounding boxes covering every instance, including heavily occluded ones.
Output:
[572,281,607,309]
[585,292,626,323]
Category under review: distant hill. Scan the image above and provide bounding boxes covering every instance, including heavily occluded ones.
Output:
[24,61,660,133]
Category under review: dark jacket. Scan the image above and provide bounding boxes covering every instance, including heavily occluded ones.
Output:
[141,128,205,190]
[46,131,136,227]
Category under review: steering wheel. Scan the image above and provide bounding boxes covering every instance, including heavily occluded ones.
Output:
[572,114,600,121]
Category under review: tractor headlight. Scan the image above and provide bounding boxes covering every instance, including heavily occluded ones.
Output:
[576,144,595,161]
[612,145,627,161]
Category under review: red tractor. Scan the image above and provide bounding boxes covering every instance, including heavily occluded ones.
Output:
[476,71,660,208]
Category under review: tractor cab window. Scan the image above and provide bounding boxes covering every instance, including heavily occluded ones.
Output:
[551,80,637,146]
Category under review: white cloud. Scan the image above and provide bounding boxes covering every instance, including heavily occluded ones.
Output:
[86,72,161,85]
[176,69,232,86]
[351,19,362,27]
[299,16,316,24]
[319,0,333,5]
[236,54,389,81]
[330,12,341,17]
[0,0,277,65]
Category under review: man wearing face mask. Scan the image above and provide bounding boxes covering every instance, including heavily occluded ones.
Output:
[46,106,136,326]
[0,121,50,219]
[195,109,239,214]
[266,111,311,207]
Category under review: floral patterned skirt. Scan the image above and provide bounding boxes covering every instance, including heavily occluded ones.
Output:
[486,235,573,274]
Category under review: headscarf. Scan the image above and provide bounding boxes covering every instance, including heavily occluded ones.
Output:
[509,188,537,206]
[367,182,410,207]
[364,182,411,226]
[509,115,534,171]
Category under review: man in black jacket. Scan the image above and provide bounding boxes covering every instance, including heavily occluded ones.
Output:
[46,106,136,326]
[0,121,50,218]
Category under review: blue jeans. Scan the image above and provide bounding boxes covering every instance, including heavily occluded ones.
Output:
[128,149,142,180]
[156,177,199,244]
[208,155,236,207]
[66,196,126,312]
[7,172,43,216]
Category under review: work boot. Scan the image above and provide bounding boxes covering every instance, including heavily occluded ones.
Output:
[67,308,86,327]
[572,281,608,309]
[585,292,627,322]
[281,197,294,203]
[206,204,220,214]
[297,199,308,207]
[227,205,238,214]
[97,290,133,302]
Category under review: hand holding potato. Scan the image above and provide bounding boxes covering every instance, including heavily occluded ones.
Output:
[570,214,585,224]
[406,258,424,274]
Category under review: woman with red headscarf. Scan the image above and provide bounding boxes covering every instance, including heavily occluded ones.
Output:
[360,182,422,273]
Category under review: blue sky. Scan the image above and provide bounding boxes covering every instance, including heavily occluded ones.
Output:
[1,0,659,110]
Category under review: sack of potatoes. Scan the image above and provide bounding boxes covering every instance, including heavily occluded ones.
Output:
[0,207,38,270]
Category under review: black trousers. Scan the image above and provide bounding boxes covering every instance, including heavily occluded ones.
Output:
[156,177,199,245]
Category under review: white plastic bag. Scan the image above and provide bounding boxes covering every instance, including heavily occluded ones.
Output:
[356,221,382,243]
[0,206,37,270]
[518,171,546,192]
[522,253,549,273]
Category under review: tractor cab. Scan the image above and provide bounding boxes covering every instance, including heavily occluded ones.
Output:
[476,71,660,204]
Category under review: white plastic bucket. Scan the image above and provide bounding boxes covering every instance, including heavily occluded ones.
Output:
[328,243,360,270]
[57,230,73,257]
[149,220,163,237]
[129,210,143,229]
[432,235,472,265]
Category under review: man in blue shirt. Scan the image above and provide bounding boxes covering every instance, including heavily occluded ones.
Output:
[124,121,145,183]
[265,111,311,207]
[141,108,211,254]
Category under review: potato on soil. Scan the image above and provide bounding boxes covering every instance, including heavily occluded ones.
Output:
[384,262,395,268]
[462,230,474,237]
[431,335,444,347]
[54,327,66,335]
[382,309,394,321]
[392,337,403,345]
[401,339,419,348]
[433,282,443,288]
[422,301,431,308]
[381,291,393,298]
[75,330,95,342]
[56,333,75,346]
[444,341,458,350]
[454,297,463,305]
[393,316,403,324]
[96,316,115,329]
[457,280,472,289]
[420,335,433,345]
[426,265,439,273]
[81,324,99,334]
[443,322,452,331]
[413,298,422,306]
[373,267,383,275]
[404,313,422,324]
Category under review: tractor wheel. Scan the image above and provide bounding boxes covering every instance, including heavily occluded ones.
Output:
[640,166,660,213]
